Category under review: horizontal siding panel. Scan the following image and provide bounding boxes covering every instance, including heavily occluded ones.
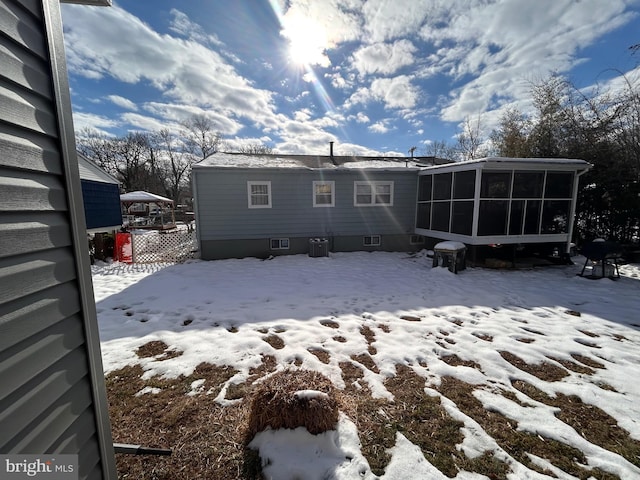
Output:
[0,347,88,444]
[0,1,47,60]
[79,439,102,480]
[0,83,57,135]
[0,248,76,306]
[4,376,94,453]
[54,408,99,454]
[0,211,72,258]
[0,38,51,98]
[0,282,80,350]
[0,313,85,406]
[0,167,68,211]
[0,129,62,174]
[14,0,42,20]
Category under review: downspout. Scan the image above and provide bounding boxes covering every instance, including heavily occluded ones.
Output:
[566,166,590,254]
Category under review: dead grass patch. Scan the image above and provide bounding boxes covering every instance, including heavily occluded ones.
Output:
[547,356,595,375]
[320,319,340,328]
[441,354,481,369]
[333,335,347,343]
[473,332,494,342]
[516,337,535,343]
[570,353,605,369]
[360,325,377,355]
[106,363,248,480]
[578,329,599,337]
[347,366,509,478]
[500,351,569,382]
[136,340,182,360]
[262,334,284,350]
[339,361,366,394]
[351,353,379,373]
[521,327,545,336]
[512,380,640,468]
[438,376,595,478]
[377,323,391,333]
[308,348,331,364]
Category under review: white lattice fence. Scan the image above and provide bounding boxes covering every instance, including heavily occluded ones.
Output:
[131,229,197,263]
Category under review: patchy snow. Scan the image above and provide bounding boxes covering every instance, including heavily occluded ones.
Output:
[195,152,420,170]
[91,251,640,478]
[294,390,330,401]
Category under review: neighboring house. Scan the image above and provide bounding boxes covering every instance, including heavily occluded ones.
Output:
[192,153,590,261]
[78,152,122,233]
[192,152,446,260]
[0,1,117,479]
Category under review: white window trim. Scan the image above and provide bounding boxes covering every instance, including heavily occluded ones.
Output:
[363,235,381,246]
[247,181,272,209]
[270,238,290,250]
[354,181,394,206]
[313,181,335,207]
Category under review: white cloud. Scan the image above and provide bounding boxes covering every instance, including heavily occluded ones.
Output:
[142,103,243,135]
[355,112,370,123]
[368,121,390,133]
[120,113,171,132]
[415,0,637,122]
[72,111,120,134]
[106,95,138,111]
[62,4,278,129]
[370,76,419,109]
[168,8,223,47]
[352,40,417,76]
[362,0,431,42]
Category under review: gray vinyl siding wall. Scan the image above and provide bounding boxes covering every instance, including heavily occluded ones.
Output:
[193,167,418,259]
[0,1,116,479]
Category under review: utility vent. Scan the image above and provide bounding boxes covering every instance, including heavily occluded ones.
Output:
[309,238,329,257]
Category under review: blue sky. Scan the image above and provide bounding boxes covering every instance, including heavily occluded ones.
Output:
[61,0,640,157]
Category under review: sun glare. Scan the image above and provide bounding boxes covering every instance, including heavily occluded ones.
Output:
[282,16,329,67]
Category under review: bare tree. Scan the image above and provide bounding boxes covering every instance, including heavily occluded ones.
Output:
[422,139,456,161]
[455,115,487,160]
[181,114,221,161]
[154,129,193,204]
[234,142,275,155]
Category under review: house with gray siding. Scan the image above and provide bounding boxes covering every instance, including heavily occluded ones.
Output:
[193,153,589,262]
[0,0,117,479]
[192,153,443,260]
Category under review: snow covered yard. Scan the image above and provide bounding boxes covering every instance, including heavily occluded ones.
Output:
[91,252,640,480]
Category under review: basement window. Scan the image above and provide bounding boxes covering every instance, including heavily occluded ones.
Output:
[363,235,381,246]
[270,238,290,250]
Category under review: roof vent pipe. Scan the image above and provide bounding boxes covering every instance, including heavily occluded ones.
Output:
[329,141,337,165]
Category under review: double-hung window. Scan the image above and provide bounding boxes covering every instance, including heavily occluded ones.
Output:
[248,181,271,208]
[313,181,335,207]
[354,181,393,206]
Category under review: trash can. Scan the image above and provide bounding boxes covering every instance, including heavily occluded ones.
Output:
[309,238,329,257]
[433,241,466,273]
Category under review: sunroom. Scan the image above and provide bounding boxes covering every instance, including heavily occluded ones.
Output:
[415,157,591,257]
